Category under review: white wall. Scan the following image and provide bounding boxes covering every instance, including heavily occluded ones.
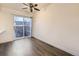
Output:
[0,7,32,44]
[0,12,14,43]
[32,4,79,55]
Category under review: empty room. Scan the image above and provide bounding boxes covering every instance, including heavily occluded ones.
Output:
[0,3,79,56]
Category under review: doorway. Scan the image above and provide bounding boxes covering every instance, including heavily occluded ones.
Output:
[14,16,32,39]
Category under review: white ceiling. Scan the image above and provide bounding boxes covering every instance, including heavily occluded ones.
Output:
[0,3,50,13]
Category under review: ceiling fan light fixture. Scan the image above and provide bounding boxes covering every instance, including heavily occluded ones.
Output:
[22,3,40,13]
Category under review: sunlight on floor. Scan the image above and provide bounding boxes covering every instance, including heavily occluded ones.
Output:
[6,38,33,56]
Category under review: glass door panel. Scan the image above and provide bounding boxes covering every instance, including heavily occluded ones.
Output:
[24,26,30,36]
[14,16,24,39]
[14,26,23,37]
[14,16,24,25]
[24,18,32,37]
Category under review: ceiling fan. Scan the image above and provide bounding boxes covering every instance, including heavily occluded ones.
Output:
[22,3,40,12]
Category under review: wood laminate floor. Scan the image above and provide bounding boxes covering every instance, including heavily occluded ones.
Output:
[0,37,72,56]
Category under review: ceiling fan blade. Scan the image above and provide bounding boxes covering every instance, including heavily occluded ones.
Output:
[30,8,33,12]
[34,8,40,11]
[23,3,28,6]
[29,3,33,12]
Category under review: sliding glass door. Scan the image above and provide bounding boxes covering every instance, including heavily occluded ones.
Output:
[14,16,32,39]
